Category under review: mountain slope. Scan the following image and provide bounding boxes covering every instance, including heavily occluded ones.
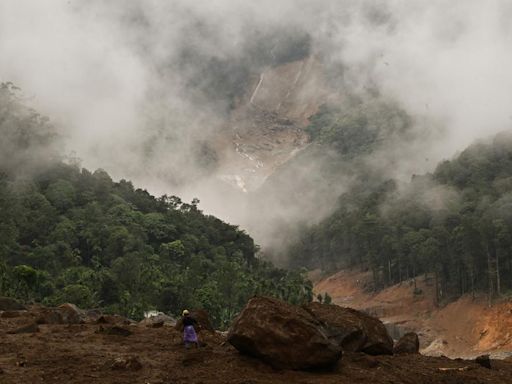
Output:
[292,131,512,302]
[0,82,312,328]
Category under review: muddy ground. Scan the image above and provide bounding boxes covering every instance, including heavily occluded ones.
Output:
[1,311,512,384]
[315,269,512,359]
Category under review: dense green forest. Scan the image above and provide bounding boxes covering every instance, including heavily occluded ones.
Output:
[291,101,512,305]
[250,95,418,260]
[0,83,312,327]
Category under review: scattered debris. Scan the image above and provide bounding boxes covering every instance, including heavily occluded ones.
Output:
[97,326,132,337]
[110,356,142,371]
[438,366,474,372]
[2,298,512,383]
[8,323,39,334]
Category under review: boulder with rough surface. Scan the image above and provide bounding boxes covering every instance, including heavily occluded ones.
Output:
[36,303,86,324]
[58,303,86,323]
[305,302,393,356]
[0,297,26,311]
[228,296,342,370]
[140,313,176,327]
[394,332,420,355]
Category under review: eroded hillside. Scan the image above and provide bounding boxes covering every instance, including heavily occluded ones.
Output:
[315,269,512,359]
[214,56,330,192]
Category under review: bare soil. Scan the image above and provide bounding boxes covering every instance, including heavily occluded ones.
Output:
[1,309,512,384]
[314,269,512,359]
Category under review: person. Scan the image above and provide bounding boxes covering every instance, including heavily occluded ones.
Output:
[182,309,199,349]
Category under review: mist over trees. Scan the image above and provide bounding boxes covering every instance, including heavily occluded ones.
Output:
[2,0,512,323]
[290,105,512,305]
[0,85,312,327]
[2,1,511,260]
[0,83,61,176]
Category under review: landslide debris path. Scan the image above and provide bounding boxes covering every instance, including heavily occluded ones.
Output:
[314,269,512,359]
[2,307,512,383]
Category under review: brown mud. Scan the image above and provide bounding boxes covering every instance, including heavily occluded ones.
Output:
[314,269,512,359]
[1,308,512,384]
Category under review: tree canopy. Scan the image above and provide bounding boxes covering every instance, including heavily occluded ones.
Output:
[290,128,512,306]
[0,83,312,328]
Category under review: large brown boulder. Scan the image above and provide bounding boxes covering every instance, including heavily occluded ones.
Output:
[175,309,214,332]
[36,303,87,324]
[58,303,86,323]
[305,302,393,356]
[394,332,420,355]
[227,296,342,370]
[0,297,26,311]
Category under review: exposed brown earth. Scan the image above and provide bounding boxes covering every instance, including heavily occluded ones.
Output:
[314,269,512,359]
[214,57,331,192]
[2,305,512,383]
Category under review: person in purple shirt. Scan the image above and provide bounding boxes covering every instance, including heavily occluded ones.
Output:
[182,309,199,349]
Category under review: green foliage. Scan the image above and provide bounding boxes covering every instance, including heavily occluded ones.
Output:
[0,82,313,328]
[0,82,60,176]
[0,162,311,327]
[306,97,412,158]
[290,132,512,304]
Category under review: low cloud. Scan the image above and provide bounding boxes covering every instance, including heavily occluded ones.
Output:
[1,1,511,254]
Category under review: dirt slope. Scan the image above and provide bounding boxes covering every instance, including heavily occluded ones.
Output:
[2,310,512,384]
[214,56,331,192]
[315,269,512,359]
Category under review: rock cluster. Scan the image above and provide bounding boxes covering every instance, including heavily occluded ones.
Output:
[228,296,405,370]
[228,296,342,370]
